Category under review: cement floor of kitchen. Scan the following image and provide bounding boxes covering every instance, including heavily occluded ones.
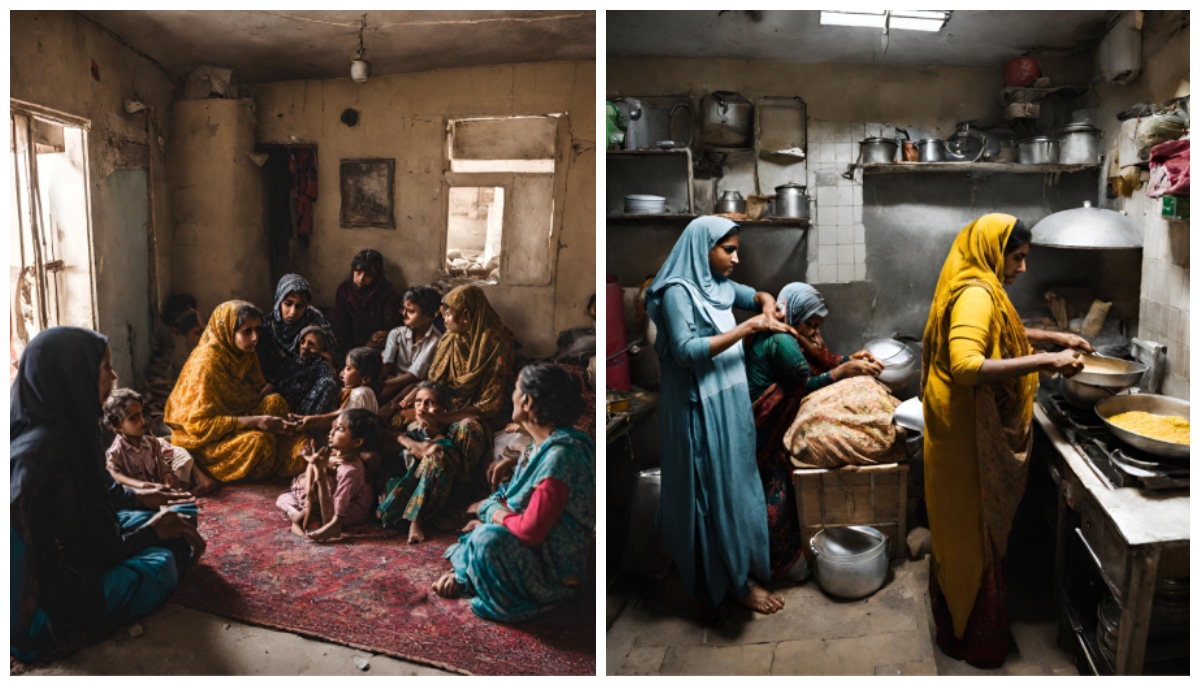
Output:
[16,604,453,676]
[606,556,1080,676]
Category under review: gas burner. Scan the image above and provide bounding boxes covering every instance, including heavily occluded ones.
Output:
[1039,390,1190,491]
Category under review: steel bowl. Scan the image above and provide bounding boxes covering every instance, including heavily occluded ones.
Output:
[1073,354,1147,387]
[809,526,889,599]
[1094,394,1190,459]
[865,338,918,393]
[1061,377,1132,410]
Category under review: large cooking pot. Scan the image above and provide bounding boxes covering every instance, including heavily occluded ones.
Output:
[701,91,753,147]
[1056,123,1103,166]
[864,338,918,394]
[861,137,898,164]
[1019,136,1059,165]
[810,526,890,599]
[614,97,694,151]
[1094,394,1190,459]
[917,139,945,162]
[774,183,811,219]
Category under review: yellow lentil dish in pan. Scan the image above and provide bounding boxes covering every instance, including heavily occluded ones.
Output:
[1107,411,1190,445]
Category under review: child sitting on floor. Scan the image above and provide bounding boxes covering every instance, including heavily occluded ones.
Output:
[379,285,443,403]
[277,408,380,541]
[103,388,218,496]
[288,346,381,432]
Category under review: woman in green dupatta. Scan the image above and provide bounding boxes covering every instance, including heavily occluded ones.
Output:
[743,282,882,581]
[433,364,594,622]
[646,216,797,616]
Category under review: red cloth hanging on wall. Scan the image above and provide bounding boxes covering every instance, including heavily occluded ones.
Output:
[289,149,318,236]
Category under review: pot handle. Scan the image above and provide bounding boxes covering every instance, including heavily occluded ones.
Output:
[669,103,695,148]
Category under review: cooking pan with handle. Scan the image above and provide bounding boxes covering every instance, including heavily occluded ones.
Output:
[1094,393,1190,460]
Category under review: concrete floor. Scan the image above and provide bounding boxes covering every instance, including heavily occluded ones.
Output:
[17,604,453,676]
[607,556,1080,676]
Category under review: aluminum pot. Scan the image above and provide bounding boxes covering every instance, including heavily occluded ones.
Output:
[1061,377,1131,410]
[701,91,753,147]
[864,338,919,394]
[774,184,811,219]
[861,137,898,164]
[1057,123,1103,165]
[1019,136,1059,165]
[810,526,890,599]
[715,190,746,214]
[917,139,945,162]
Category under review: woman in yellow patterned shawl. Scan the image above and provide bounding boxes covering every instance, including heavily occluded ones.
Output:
[164,300,306,482]
[921,214,1089,667]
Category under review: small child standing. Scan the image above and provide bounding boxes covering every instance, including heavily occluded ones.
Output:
[277,408,380,541]
[103,388,218,496]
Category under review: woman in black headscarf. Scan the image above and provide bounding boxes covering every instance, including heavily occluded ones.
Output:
[258,273,341,416]
[10,327,205,662]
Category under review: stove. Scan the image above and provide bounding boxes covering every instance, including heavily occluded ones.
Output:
[1039,390,1190,491]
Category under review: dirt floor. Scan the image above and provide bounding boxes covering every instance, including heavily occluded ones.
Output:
[606,556,1080,676]
[17,604,453,676]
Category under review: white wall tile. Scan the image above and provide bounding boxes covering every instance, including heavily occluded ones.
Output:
[820,146,836,164]
[853,224,865,244]
[852,185,863,207]
[838,245,855,264]
[819,263,838,283]
[1162,373,1190,401]
[836,205,852,226]
[819,245,838,265]
[855,244,866,264]
[835,122,851,141]
[837,226,853,244]
[853,204,863,223]
[854,263,867,281]
[836,187,853,207]
[837,264,854,283]
[808,230,820,261]
[819,225,837,246]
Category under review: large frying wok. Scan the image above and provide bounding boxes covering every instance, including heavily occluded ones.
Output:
[1094,394,1190,459]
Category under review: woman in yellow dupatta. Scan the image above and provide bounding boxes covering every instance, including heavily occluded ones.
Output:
[921,214,1090,667]
[164,300,306,482]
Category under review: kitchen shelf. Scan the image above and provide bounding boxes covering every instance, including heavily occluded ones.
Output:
[606,213,699,221]
[607,148,692,156]
[862,161,1101,174]
[607,214,809,228]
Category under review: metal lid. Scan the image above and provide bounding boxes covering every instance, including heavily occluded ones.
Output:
[1020,136,1056,143]
[1058,122,1101,135]
[862,137,898,144]
[1032,201,1144,250]
[775,183,807,191]
[916,138,944,145]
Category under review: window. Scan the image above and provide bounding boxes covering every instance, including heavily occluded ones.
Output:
[443,114,563,286]
[10,104,96,375]
[446,187,504,283]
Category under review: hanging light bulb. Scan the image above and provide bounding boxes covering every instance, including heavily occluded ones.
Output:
[351,14,370,83]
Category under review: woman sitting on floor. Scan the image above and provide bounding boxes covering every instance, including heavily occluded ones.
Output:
[742,282,883,582]
[164,301,306,482]
[258,274,341,416]
[377,381,472,544]
[330,249,402,361]
[433,364,594,622]
[11,327,205,662]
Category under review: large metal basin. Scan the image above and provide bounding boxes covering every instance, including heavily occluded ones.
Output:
[810,526,889,599]
[1061,377,1132,410]
[1094,394,1190,459]
[1073,354,1146,387]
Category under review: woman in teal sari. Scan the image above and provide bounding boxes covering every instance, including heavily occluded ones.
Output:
[646,216,797,616]
[433,364,594,622]
[743,282,882,581]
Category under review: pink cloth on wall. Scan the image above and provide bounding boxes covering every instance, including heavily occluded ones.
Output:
[1148,138,1190,198]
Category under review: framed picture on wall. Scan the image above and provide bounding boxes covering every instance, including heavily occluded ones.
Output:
[339,158,395,229]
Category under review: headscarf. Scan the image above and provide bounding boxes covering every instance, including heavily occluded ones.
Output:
[165,301,269,449]
[776,282,828,327]
[264,273,336,356]
[343,250,389,313]
[921,213,1038,638]
[333,250,402,355]
[427,285,515,419]
[645,216,740,310]
[11,327,120,648]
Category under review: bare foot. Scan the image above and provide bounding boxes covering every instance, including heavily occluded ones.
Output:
[408,520,425,545]
[740,583,785,615]
[192,468,220,497]
[291,522,306,537]
[432,571,460,598]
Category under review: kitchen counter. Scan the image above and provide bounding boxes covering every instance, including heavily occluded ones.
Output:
[1035,404,1190,675]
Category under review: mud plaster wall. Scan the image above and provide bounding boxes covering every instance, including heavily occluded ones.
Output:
[168,100,273,316]
[10,10,175,388]
[252,61,597,356]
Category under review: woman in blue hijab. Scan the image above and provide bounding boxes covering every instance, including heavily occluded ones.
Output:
[645,216,795,615]
[742,283,882,582]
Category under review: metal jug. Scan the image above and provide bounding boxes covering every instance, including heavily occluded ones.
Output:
[715,190,746,214]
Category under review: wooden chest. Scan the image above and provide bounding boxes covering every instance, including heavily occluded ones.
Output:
[792,463,909,559]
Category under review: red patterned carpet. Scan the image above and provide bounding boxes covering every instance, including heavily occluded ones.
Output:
[171,483,595,675]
